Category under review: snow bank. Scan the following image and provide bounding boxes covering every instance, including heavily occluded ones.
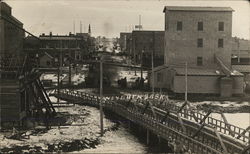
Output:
[0,105,114,151]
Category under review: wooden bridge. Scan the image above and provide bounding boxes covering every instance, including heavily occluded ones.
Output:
[50,89,250,154]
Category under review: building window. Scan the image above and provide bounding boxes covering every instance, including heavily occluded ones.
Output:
[218,22,224,31]
[197,57,203,66]
[197,38,203,48]
[218,39,224,48]
[198,22,203,31]
[157,72,163,82]
[177,21,182,31]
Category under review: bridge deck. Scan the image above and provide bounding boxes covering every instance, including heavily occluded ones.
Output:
[51,89,250,154]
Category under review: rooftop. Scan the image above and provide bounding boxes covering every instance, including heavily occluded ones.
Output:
[153,65,242,76]
[39,36,83,40]
[132,30,164,33]
[174,67,242,76]
[163,6,234,12]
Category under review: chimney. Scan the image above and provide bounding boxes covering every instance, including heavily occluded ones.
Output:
[49,32,52,37]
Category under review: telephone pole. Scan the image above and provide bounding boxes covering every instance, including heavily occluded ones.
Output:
[57,40,63,103]
[185,62,188,103]
[100,56,104,136]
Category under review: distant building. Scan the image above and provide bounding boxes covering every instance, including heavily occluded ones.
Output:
[231,37,250,73]
[0,2,25,57]
[39,32,92,66]
[132,30,165,67]
[150,6,243,96]
[119,32,132,54]
[39,52,55,68]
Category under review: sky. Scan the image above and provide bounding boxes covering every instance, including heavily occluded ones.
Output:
[3,0,250,39]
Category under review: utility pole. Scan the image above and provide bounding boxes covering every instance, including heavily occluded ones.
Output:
[80,21,82,33]
[57,40,62,103]
[152,50,154,94]
[139,15,141,31]
[237,39,240,63]
[152,32,155,95]
[57,64,60,103]
[141,49,144,81]
[100,56,104,136]
[69,60,71,85]
[185,62,188,103]
[73,20,75,34]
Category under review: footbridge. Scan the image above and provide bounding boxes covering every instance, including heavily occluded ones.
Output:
[51,89,250,154]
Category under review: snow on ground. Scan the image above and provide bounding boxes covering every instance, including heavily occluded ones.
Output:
[72,74,85,85]
[41,73,67,83]
[0,104,114,150]
[118,71,148,86]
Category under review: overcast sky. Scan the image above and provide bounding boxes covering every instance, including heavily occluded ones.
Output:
[3,0,250,39]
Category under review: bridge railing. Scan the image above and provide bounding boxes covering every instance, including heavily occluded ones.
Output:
[118,93,250,144]
[57,89,249,144]
[54,89,249,153]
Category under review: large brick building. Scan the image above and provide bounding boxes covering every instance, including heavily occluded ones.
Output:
[38,32,93,67]
[0,2,25,57]
[132,30,165,67]
[151,6,244,96]
[164,6,233,68]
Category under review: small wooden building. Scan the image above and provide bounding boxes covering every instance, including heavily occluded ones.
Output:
[150,65,244,96]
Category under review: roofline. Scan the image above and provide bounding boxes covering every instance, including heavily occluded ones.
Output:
[163,6,234,13]
[132,30,164,32]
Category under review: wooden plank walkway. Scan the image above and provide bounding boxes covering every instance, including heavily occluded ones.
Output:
[51,89,250,154]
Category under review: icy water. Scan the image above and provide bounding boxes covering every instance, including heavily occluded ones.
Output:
[211,113,250,129]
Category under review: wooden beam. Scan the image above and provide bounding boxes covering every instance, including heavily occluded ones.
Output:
[221,113,235,137]
[236,126,250,139]
[177,113,186,134]
[160,110,170,123]
[186,103,199,122]
[142,101,149,115]
[37,79,56,114]
[148,101,157,118]
[214,127,228,154]
[192,111,211,138]
[178,101,188,113]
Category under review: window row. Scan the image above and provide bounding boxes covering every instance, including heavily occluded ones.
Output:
[177,21,224,31]
[197,38,224,48]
